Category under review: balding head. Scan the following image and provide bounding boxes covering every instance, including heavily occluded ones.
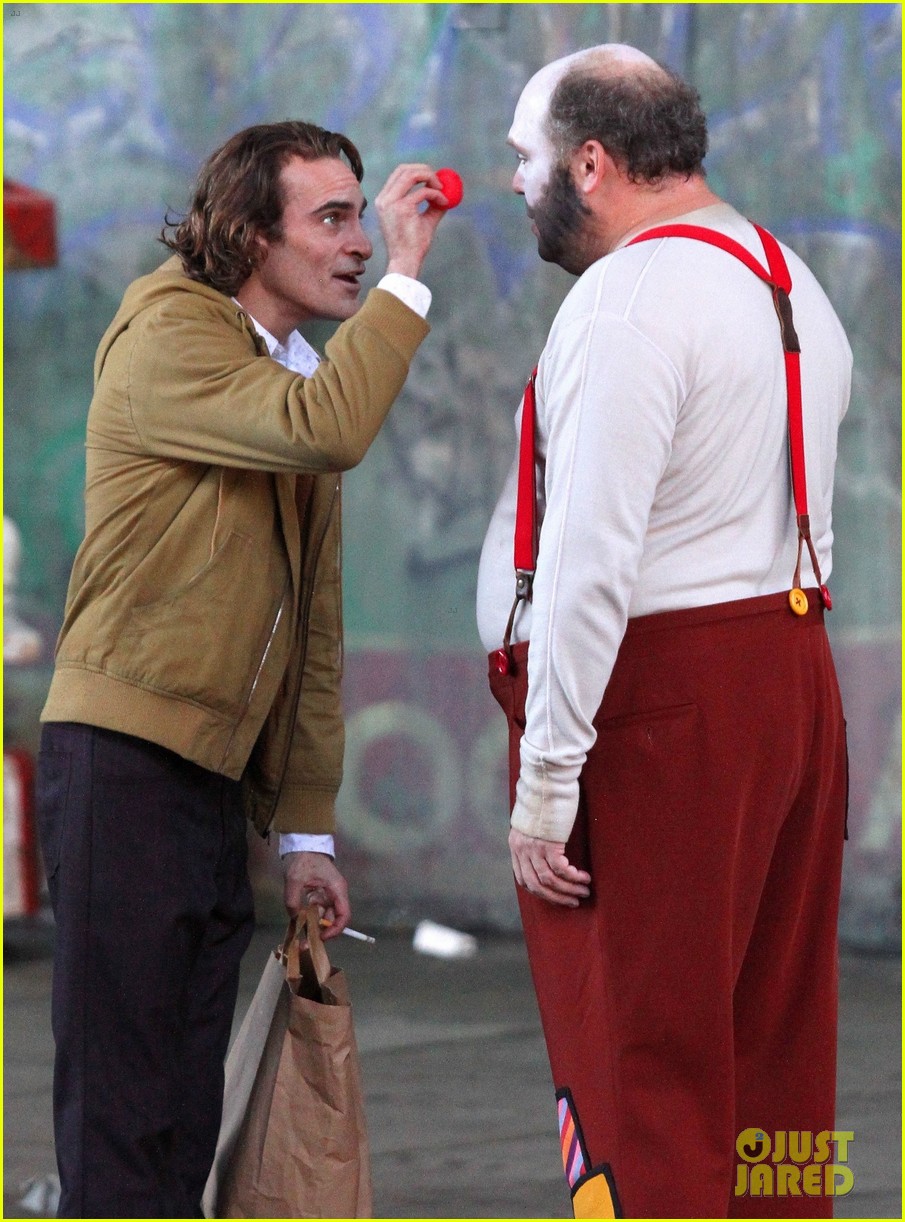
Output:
[508,44,704,207]
[511,44,663,147]
[522,43,662,99]
[507,44,712,272]
[545,49,708,184]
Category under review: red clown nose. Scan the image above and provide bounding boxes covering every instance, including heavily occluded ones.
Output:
[435,168,464,209]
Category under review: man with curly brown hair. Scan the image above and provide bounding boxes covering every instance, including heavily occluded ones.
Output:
[36,120,452,1218]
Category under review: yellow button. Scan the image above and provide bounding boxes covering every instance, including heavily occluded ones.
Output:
[789,588,809,616]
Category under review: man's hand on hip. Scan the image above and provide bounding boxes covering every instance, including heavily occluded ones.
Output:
[509,828,592,908]
[282,851,351,939]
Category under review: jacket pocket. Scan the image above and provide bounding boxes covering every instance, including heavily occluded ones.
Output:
[117,530,266,717]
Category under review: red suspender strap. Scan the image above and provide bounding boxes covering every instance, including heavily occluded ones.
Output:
[627,223,830,614]
[495,367,539,674]
[514,367,539,581]
[495,220,830,673]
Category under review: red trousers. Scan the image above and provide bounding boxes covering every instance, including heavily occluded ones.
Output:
[489,592,847,1219]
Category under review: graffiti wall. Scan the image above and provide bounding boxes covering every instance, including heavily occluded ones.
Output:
[4,4,900,942]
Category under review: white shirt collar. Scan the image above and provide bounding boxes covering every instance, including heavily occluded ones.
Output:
[233,302,321,377]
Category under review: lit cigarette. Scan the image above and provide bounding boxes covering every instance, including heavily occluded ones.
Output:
[320,919,376,944]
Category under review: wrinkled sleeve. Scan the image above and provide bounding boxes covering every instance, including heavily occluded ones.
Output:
[512,311,684,843]
[121,289,429,473]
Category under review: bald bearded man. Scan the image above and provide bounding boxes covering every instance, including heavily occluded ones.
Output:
[478,47,851,1219]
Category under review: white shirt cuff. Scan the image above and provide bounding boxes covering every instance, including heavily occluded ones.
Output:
[279,833,336,859]
[511,748,582,844]
[377,273,432,318]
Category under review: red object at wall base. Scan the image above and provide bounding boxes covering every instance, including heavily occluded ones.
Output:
[4,179,58,268]
[4,747,41,917]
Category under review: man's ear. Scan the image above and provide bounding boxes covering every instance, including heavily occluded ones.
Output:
[570,140,608,197]
[251,228,270,263]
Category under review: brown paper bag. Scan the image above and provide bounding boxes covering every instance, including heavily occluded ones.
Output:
[202,938,286,1217]
[212,908,373,1218]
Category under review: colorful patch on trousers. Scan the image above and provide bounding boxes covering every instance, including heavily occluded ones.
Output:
[556,1088,623,1219]
[558,1091,587,1186]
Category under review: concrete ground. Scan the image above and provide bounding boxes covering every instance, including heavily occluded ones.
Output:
[3,922,901,1219]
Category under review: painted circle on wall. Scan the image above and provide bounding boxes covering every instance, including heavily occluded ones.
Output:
[338,701,461,854]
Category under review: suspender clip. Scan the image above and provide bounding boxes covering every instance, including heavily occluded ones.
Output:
[515,569,534,601]
[498,570,535,676]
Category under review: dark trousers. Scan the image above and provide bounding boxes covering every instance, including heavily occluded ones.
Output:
[36,723,255,1219]
[489,592,848,1219]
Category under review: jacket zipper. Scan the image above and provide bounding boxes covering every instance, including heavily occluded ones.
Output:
[247,600,286,709]
[260,476,341,837]
[219,585,288,769]
[220,305,288,768]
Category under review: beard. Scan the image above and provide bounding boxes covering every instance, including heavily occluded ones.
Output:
[528,161,592,274]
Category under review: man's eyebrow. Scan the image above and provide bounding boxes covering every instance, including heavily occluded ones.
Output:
[312,199,368,216]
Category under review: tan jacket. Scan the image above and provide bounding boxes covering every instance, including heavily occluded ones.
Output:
[41,258,429,836]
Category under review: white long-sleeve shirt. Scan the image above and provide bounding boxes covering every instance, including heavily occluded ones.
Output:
[477,203,851,843]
